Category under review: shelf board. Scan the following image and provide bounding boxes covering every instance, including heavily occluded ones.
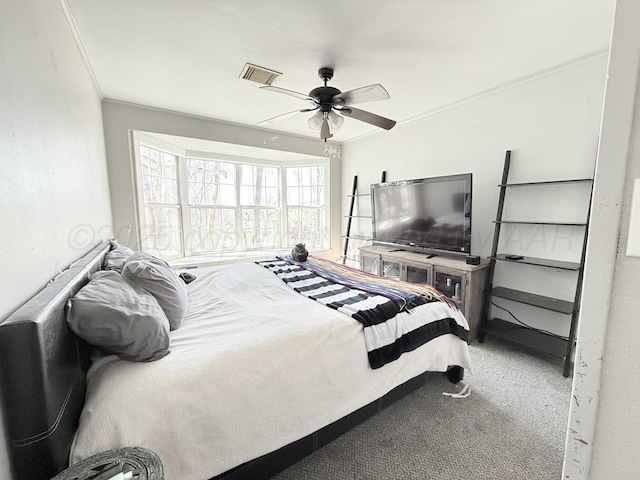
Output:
[341,234,372,241]
[491,286,574,314]
[483,318,568,359]
[347,193,371,197]
[345,215,372,219]
[493,254,580,270]
[495,220,588,227]
[498,178,593,187]
[449,297,463,307]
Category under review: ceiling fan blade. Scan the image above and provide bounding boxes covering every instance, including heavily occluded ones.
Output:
[333,84,390,106]
[257,107,318,125]
[260,85,318,105]
[340,107,396,130]
[320,116,333,141]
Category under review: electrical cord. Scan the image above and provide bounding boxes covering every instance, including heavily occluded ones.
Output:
[443,381,471,399]
[490,301,569,340]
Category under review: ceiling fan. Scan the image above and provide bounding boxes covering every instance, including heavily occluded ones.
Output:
[258,67,396,141]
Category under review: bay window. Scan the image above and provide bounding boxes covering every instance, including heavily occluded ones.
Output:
[135,142,329,260]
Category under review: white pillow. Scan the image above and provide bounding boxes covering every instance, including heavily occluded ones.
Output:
[67,270,171,362]
[104,242,135,273]
[122,252,188,330]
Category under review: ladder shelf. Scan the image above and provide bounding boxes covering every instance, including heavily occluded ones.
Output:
[479,150,593,377]
[341,171,386,265]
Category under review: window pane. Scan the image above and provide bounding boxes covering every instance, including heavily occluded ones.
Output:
[286,168,299,187]
[141,206,182,258]
[286,165,324,207]
[287,209,301,245]
[314,185,325,205]
[140,146,178,204]
[239,165,278,206]
[241,208,280,249]
[189,207,237,252]
[187,159,236,206]
[140,148,151,177]
[287,207,327,249]
[286,165,327,249]
[286,186,299,205]
[265,168,279,188]
[239,165,252,186]
[302,187,311,206]
[162,152,177,179]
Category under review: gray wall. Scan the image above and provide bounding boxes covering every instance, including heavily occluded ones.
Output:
[101,100,342,260]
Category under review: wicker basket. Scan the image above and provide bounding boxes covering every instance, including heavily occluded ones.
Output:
[51,447,163,480]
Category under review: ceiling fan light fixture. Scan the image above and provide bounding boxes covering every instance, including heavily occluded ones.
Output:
[259,67,396,140]
[308,110,324,132]
[327,110,344,131]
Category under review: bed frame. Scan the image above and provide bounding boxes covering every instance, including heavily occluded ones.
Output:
[0,241,110,480]
[0,241,463,480]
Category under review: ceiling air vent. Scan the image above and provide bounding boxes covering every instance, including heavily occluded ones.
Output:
[240,63,281,86]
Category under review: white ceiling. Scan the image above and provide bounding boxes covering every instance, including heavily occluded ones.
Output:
[66,0,615,142]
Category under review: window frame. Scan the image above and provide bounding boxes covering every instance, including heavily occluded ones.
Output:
[283,163,330,250]
[132,133,186,260]
[131,133,331,261]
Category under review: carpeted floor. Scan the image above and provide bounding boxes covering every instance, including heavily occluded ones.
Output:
[273,337,573,480]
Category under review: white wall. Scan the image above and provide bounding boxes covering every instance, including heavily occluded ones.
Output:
[342,57,607,335]
[581,0,640,476]
[0,0,112,478]
[590,71,640,478]
[101,100,343,260]
[589,70,640,478]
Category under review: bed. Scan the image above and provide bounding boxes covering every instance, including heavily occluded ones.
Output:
[0,241,471,480]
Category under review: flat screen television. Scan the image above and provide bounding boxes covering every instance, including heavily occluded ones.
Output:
[371,173,472,257]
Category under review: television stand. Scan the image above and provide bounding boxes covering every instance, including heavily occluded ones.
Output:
[388,249,438,258]
[358,245,489,340]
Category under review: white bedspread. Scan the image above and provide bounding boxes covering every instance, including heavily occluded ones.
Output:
[70,262,472,480]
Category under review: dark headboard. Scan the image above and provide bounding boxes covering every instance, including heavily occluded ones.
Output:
[0,241,111,480]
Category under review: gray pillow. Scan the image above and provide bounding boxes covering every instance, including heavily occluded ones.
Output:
[67,270,170,362]
[105,243,135,273]
[121,252,188,331]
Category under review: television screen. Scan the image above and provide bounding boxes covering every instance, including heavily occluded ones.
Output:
[371,173,472,256]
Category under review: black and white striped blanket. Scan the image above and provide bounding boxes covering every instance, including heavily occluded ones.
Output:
[257,257,469,369]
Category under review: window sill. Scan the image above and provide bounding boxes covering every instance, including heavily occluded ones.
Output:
[169,248,332,270]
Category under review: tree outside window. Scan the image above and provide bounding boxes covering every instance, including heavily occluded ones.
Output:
[137,144,328,259]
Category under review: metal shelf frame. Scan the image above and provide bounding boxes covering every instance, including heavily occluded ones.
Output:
[342,172,386,265]
[479,150,593,377]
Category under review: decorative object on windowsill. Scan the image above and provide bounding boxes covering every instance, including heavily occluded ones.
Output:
[258,67,396,141]
[291,243,309,262]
